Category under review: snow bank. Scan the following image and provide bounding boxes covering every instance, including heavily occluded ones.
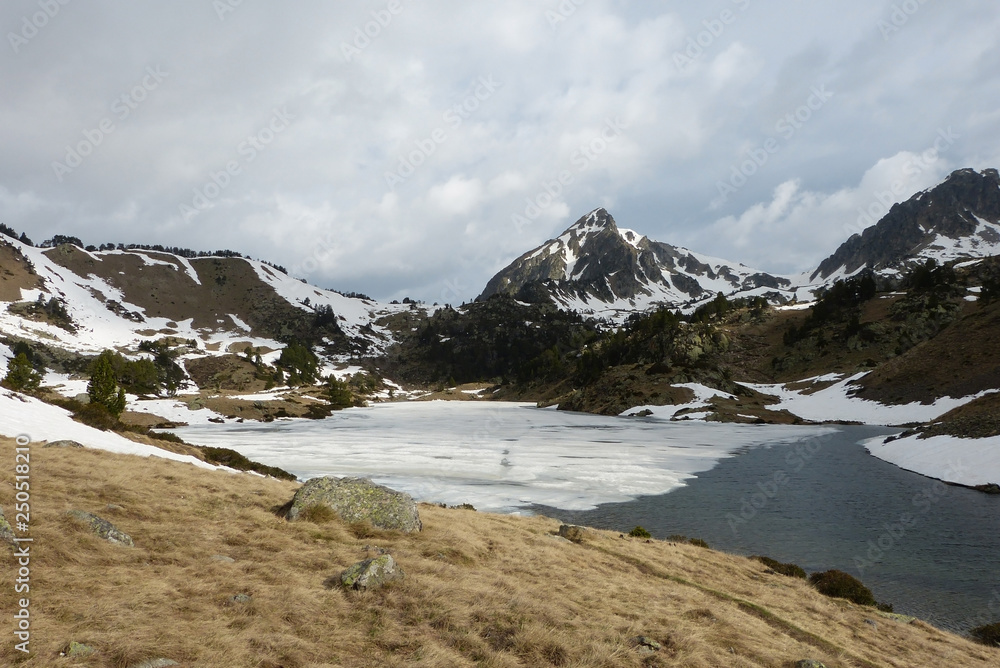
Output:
[745,373,996,426]
[865,433,1000,487]
[0,390,218,469]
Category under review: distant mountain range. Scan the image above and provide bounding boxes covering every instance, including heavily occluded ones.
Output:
[481,168,1000,316]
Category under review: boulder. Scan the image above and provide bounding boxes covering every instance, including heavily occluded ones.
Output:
[44,439,84,448]
[0,507,17,547]
[66,510,134,547]
[795,661,827,668]
[558,524,589,543]
[286,477,421,532]
[339,554,404,591]
[65,642,95,658]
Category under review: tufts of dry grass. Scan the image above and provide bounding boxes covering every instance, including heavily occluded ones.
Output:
[0,436,997,667]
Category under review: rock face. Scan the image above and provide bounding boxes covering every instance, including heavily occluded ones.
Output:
[339,554,404,591]
[479,208,790,312]
[286,477,422,532]
[66,510,134,547]
[813,168,1000,280]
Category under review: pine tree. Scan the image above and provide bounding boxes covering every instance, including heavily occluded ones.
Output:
[88,351,127,416]
[2,353,42,393]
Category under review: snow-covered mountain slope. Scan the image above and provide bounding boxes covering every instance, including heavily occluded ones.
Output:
[812,168,1000,281]
[0,236,407,363]
[479,208,795,318]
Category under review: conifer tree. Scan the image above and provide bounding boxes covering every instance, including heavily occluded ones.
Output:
[87,351,127,416]
[2,353,42,393]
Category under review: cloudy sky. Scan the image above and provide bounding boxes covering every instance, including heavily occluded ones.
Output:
[2,1,999,303]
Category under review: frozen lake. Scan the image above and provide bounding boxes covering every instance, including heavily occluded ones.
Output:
[172,401,836,512]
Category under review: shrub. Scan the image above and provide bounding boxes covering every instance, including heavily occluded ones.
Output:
[200,446,296,481]
[88,351,127,416]
[667,534,710,548]
[752,555,806,579]
[970,622,1000,647]
[628,526,652,539]
[74,402,123,431]
[808,570,877,606]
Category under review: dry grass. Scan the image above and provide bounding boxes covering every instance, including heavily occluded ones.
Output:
[0,437,997,667]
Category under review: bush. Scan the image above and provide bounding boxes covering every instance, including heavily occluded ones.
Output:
[752,555,807,579]
[200,446,296,481]
[628,525,652,539]
[667,534,710,549]
[808,570,877,606]
[970,622,1000,647]
[74,402,123,431]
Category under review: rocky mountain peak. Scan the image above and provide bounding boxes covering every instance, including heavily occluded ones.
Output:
[812,168,1000,281]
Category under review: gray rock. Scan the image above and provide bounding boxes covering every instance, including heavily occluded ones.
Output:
[226,593,252,605]
[286,477,421,533]
[210,554,235,563]
[129,660,179,668]
[339,554,404,591]
[66,510,134,547]
[558,524,589,543]
[864,618,878,631]
[44,439,84,448]
[795,661,827,668]
[65,641,95,657]
[631,636,662,654]
[0,507,17,547]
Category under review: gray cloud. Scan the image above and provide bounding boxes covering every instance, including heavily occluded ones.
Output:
[2,0,998,302]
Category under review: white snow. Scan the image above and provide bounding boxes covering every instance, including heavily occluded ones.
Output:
[745,373,998,426]
[0,390,219,469]
[172,401,835,512]
[864,433,1000,487]
[622,383,736,420]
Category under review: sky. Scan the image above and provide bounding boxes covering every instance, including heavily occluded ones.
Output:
[2,0,999,304]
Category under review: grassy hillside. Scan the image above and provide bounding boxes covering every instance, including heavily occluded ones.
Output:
[1,437,997,667]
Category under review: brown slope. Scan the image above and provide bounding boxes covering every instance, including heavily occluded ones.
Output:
[854,299,1000,404]
[0,239,42,301]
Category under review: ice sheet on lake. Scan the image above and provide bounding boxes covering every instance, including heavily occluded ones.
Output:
[865,433,1000,487]
[172,401,835,512]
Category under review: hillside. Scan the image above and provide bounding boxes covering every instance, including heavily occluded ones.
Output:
[2,435,997,667]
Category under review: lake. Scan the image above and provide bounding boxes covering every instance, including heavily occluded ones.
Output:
[173,401,1000,633]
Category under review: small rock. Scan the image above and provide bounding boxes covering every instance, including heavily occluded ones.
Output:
[66,510,134,547]
[558,524,589,543]
[362,544,389,555]
[226,593,252,605]
[129,660,179,668]
[631,636,662,654]
[210,554,236,563]
[548,534,573,544]
[65,641,95,657]
[105,504,124,512]
[44,439,84,448]
[339,554,404,591]
[864,618,878,631]
[795,661,827,668]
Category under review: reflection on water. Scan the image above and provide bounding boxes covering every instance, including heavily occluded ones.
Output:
[534,425,1000,633]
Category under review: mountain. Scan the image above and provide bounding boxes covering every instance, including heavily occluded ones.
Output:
[479,208,792,315]
[812,168,1000,281]
[0,235,405,364]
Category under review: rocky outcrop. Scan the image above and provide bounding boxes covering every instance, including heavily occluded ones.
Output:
[66,510,134,547]
[813,168,1000,280]
[285,477,422,532]
[0,507,17,547]
[338,554,405,591]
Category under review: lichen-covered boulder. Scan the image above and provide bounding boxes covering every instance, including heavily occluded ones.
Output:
[44,440,84,448]
[286,477,421,532]
[558,524,589,543]
[66,510,134,547]
[340,554,404,591]
[0,507,17,547]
